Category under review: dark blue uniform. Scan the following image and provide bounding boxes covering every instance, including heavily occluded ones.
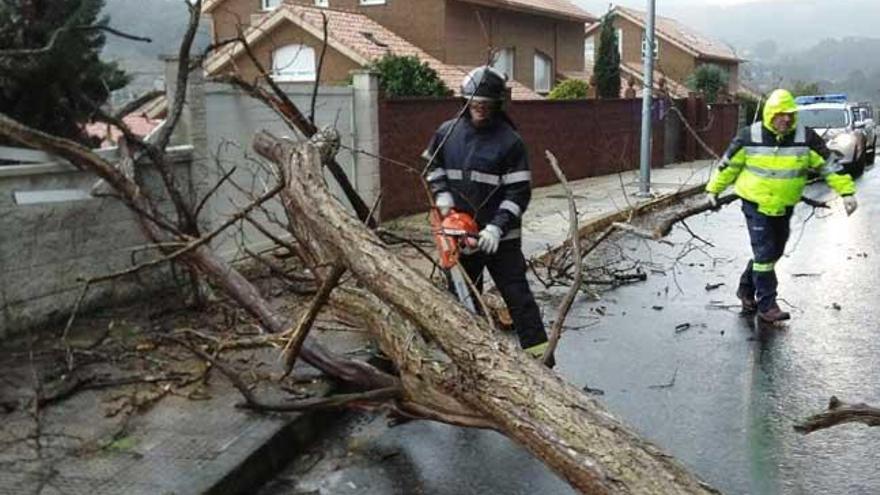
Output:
[424,115,548,351]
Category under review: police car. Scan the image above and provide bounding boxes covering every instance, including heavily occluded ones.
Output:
[795,94,870,178]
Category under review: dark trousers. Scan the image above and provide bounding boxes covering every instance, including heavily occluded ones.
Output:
[455,239,548,349]
[738,200,792,312]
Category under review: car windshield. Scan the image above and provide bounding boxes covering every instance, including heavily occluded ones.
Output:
[798,108,849,128]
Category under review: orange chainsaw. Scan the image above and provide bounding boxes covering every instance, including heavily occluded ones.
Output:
[430,208,479,313]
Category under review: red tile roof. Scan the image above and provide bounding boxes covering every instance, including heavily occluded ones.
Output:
[85,115,162,148]
[462,0,596,22]
[205,4,543,99]
[585,6,741,62]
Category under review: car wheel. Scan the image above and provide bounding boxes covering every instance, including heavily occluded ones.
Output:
[868,139,877,165]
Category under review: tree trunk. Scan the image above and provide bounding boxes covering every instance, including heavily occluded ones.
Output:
[254,132,720,495]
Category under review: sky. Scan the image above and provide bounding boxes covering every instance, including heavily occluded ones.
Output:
[570,0,880,52]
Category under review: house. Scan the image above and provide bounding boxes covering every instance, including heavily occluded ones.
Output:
[201,0,597,96]
[584,6,756,99]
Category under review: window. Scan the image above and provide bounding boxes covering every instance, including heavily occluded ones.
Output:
[640,33,659,60]
[359,0,386,5]
[584,36,595,68]
[261,0,281,10]
[616,28,623,58]
[272,44,316,82]
[314,0,329,6]
[491,48,515,80]
[534,52,552,94]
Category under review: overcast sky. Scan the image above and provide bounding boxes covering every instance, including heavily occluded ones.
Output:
[571,0,880,52]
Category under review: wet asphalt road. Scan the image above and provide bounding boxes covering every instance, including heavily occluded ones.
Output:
[261,167,880,495]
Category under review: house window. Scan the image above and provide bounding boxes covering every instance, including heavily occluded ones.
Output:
[272,44,316,82]
[616,28,623,58]
[584,36,595,69]
[314,0,329,6]
[261,0,281,10]
[534,51,552,94]
[640,33,659,60]
[359,0,386,5]
[491,47,515,80]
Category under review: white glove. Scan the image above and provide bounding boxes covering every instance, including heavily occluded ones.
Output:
[843,195,858,216]
[435,192,454,217]
[706,193,719,210]
[478,225,502,255]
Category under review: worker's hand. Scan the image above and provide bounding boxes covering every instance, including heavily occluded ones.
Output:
[843,195,858,216]
[706,193,720,211]
[478,225,501,255]
[435,192,454,217]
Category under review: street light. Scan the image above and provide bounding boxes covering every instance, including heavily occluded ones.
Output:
[637,0,656,197]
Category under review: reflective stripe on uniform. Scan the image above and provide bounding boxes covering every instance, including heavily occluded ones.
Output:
[744,165,807,179]
[470,170,500,185]
[795,125,806,143]
[502,171,531,184]
[744,146,811,157]
[501,228,521,240]
[499,200,522,217]
[753,261,775,272]
[819,156,843,177]
[426,168,447,182]
[420,149,433,161]
[750,122,763,142]
[446,169,464,180]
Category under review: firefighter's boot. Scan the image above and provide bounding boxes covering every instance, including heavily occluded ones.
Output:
[736,287,758,314]
[758,303,790,323]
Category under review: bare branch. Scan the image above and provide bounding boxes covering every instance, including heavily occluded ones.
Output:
[1,25,151,57]
[309,12,329,123]
[112,89,164,120]
[281,263,347,376]
[795,396,880,434]
[542,151,580,365]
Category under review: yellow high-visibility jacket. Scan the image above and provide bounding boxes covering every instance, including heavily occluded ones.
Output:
[706,90,855,216]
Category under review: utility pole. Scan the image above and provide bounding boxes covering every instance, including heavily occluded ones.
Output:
[637,0,656,197]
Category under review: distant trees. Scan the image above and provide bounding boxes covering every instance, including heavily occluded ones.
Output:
[547,79,589,100]
[686,64,728,103]
[368,54,452,97]
[790,80,822,96]
[0,0,130,145]
[593,14,621,99]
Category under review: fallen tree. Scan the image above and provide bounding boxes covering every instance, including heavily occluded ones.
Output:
[795,396,880,434]
[253,131,719,494]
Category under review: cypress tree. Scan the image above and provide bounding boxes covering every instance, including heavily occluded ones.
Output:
[593,13,621,99]
[0,0,130,146]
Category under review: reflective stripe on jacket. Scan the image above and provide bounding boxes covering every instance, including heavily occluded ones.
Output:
[423,115,531,238]
[706,93,855,216]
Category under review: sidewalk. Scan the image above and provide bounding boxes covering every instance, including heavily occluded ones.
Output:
[0,161,712,495]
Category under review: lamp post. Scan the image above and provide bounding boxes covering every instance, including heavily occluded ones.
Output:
[637,0,656,197]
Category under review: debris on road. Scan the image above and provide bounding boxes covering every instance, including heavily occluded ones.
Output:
[704,282,724,291]
[674,323,691,333]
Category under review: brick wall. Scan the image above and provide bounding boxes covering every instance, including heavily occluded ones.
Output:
[378,97,673,219]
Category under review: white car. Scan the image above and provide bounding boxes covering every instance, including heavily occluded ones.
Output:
[796,94,868,178]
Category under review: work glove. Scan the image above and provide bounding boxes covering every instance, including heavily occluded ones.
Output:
[435,192,454,217]
[478,224,502,255]
[843,195,858,216]
[706,193,720,211]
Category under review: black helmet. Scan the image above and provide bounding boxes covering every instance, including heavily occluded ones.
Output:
[460,66,507,101]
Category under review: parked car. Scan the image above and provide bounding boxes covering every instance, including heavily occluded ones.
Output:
[795,94,868,178]
[853,102,876,165]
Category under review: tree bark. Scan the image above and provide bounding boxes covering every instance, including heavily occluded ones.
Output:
[254,132,720,494]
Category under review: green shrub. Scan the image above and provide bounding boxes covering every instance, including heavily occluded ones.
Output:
[547,79,589,100]
[368,54,452,97]
[686,64,728,103]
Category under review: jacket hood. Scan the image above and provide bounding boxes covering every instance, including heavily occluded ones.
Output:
[763,89,798,135]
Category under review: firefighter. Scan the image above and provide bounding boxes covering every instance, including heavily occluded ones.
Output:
[423,66,552,365]
[706,88,857,323]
